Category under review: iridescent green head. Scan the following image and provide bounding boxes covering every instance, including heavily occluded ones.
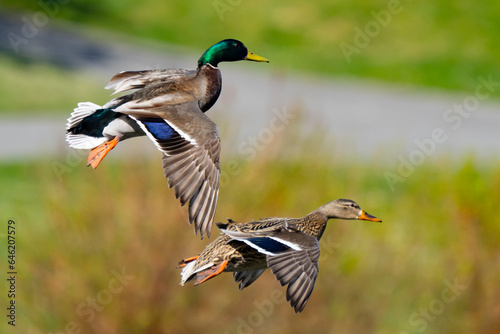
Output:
[198,39,269,68]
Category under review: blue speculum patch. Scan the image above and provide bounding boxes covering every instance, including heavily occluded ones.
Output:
[140,118,176,140]
[248,237,290,253]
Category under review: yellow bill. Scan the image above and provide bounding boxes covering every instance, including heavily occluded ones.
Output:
[245,51,269,63]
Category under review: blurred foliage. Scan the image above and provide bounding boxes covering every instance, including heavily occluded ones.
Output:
[3,0,500,95]
[1,149,499,333]
[0,55,110,113]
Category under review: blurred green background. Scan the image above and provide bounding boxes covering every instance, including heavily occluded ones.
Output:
[1,0,499,333]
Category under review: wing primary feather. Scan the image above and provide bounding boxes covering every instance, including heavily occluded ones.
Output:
[233,269,266,290]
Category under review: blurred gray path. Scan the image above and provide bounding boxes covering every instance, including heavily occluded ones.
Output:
[1,14,499,165]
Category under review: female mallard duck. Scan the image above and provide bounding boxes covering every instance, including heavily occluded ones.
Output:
[65,39,268,238]
[178,199,382,313]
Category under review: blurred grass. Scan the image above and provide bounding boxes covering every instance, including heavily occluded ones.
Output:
[0,55,111,114]
[4,0,500,95]
[2,148,499,333]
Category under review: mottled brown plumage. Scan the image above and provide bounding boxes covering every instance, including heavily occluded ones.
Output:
[179,199,382,313]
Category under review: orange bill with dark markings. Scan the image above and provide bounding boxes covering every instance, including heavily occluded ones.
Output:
[358,211,382,222]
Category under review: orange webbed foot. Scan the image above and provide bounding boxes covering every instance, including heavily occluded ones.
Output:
[193,260,228,285]
[87,137,119,169]
[177,256,199,268]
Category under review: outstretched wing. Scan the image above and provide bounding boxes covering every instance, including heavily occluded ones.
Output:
[267,243,320,313]
[105,69,196,94]
[122,101,220,239]
[222,227,320,312]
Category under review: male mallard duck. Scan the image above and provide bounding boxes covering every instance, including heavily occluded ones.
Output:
[66,39,268,238]
[178,199,382,313]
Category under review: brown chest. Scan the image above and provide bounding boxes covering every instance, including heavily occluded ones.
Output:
[197,65,222,111]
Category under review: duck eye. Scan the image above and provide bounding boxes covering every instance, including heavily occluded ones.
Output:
[350,203,356,208]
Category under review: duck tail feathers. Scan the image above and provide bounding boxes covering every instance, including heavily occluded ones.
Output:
[179,260,215,286]
[180,261,197,285]
[66,133,105,150]
[65,102,105,149]
[66,102,102,129]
